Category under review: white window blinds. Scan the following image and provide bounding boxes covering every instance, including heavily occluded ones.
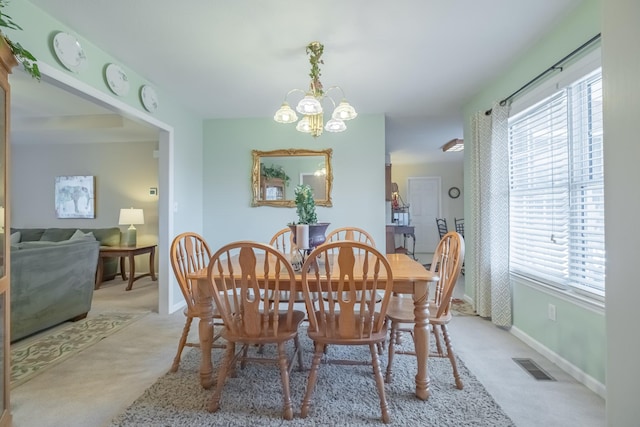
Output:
[508,68,604,296]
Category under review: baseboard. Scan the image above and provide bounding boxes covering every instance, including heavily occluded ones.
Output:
[510,325,606,399]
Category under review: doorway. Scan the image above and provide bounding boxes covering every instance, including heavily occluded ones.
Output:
[407,177,441,255]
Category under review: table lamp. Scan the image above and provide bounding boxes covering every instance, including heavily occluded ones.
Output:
[119,207,144,246]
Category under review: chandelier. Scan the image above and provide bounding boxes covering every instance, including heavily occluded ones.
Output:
[273,41,357,138]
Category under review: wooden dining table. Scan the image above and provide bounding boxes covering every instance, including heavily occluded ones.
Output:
[187,252,437,400]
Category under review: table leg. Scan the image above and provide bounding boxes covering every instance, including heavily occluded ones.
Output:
[125,253,136,291]
[196,280,215,389]
[413,283,430,400]
[95,258,104,290]
[149,246,157,280]
[120,257,127,280]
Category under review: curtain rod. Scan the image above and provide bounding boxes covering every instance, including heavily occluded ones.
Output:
[485,33,601,115]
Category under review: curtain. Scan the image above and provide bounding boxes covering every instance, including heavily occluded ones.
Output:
[470,102,511,327]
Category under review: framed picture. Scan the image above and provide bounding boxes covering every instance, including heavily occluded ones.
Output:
[55,175,95,218]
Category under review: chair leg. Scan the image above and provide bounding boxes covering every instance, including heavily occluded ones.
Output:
[369,344,391,424]
[441,324,463,390]
[385,322,398,384]
[170,316,192,372]
[277,342,294,420]
[208,342,235,412]
[301,342,324,418]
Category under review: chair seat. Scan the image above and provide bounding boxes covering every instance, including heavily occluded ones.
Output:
[386,295,452,324]
[222,310,306,344]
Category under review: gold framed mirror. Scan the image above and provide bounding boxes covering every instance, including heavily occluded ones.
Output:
[251,148,333,207]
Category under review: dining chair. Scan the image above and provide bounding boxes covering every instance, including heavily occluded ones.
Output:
[454,217,464,238]
[300,241,394,424]
[323,226,383,351]
[169,232,225,372]
[206,241,305,420]
[384,231,465,389]
[435,217,448,240]
[268,227,309,305]
[325,226,376,248]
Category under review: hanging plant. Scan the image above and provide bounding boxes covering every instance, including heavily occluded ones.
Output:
[0,0,40,79]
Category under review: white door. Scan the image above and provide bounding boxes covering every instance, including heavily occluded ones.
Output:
[408,177,441,254]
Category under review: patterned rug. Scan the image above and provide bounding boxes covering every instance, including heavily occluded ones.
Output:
[110,327,515,426]
[11,312,148,388]
[451,298,477,316]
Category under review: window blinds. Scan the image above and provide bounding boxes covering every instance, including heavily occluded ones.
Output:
[508,69,604,296]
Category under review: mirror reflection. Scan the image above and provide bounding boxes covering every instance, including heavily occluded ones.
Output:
[251,148,333,207]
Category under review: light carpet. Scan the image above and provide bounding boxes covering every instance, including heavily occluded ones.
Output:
[11,312,148,388]
[110,329,514,426]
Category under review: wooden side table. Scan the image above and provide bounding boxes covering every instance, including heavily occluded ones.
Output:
[95,244,157,291]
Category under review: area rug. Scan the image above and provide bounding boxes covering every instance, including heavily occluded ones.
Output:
[11,312,148,388]
[110,329,514,426]
[451,298,477,316]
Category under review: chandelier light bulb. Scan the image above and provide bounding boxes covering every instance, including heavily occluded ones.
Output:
[325,118,347,133]
[296,116,312,133]
[273,102,298,124]
[332,100,358,120]
[296,95,323,115]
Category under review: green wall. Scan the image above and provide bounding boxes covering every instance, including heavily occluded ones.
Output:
[462,0,605,390]
[202,115,387,250]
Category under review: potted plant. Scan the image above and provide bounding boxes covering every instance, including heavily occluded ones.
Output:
[0,0,40,79]
[260,163,291,187]
[289,184,329,249]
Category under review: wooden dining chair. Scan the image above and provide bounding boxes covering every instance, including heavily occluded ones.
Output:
[384,231,465,389]
[169,232,225,372]
[300,241,394,424]
[324,226,384,353]
[206,241,305,420]
[325,226,376,248]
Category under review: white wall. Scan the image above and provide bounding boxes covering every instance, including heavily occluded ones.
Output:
[602,0,640,424]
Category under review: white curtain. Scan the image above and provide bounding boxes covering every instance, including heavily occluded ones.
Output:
[470,102,512,327]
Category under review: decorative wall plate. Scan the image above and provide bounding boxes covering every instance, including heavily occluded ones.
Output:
[53,32,88,73]
[140,85,159,112]
[105,63,130,96]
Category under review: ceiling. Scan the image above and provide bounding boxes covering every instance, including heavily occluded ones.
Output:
[13,0,582,164]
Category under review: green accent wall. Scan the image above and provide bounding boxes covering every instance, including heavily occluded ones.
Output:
[202,115,387,250]
[462,0,605,387]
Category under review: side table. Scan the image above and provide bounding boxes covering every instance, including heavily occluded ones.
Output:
[95,244,157,291]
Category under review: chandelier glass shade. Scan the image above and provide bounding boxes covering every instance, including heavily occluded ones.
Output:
[274,41,357,138]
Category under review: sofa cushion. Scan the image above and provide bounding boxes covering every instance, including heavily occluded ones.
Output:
[10,231,21,245]
[14,228,45,242]
[83,228,120,246]
[15,239,79,250]
[40,228,77,242]
[70,229,96,241]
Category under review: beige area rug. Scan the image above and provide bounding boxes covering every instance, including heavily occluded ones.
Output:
[11,312,148,388]
[451,298,477,316]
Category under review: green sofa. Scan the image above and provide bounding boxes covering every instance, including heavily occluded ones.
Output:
[11,227,122,281]
[10,238,100,342]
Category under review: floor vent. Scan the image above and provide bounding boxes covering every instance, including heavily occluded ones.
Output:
[513,358,556,381]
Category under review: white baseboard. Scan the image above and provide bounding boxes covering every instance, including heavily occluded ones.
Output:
[510,325,606,399]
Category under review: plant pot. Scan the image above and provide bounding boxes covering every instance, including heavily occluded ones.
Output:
[289,222,330,250]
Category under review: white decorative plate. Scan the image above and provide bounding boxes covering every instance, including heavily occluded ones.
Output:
[140,85,159,112]
[105,63,130,96]
[53,32,88,73]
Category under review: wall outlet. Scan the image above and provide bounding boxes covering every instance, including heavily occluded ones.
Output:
[548,303,557,321]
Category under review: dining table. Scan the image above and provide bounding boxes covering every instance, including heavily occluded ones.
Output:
[187,252,437,401]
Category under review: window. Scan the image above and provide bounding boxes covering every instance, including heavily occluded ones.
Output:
[508,68,604,297]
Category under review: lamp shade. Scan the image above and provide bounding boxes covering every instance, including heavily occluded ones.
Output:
[119,208,144,226]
